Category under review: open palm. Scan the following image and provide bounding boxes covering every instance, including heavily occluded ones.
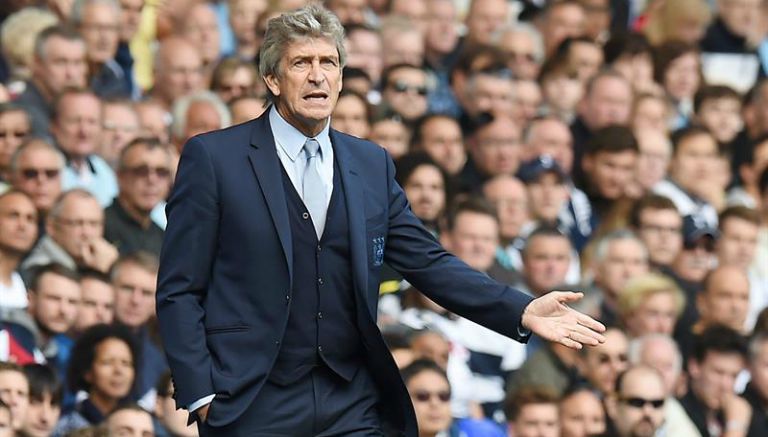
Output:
[521,291,606,349]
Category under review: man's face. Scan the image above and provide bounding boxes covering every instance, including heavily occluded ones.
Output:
[328,0,366,26]
[119,0,144,41]
[581,0,611,41]
[471,119,522,177]
[113,262,158,328]
[21,391,61,437]
[136,102,171,144]
[331,94,370,139]
[404,165,445,223]
[30,272,81,334]
[583,150,638,200]
[580,329,629,396]
[75,277,115,333]
[106,409,154,437]
[663,53,700,102]
[596,238,649,302]
[718,0,761,38]
[425,0,458,56]
[689,351,745,411]
[568,41,603,83]
[0,370,29,431]
[369,119,409,159]
[382,30,424,68]
[626,292,679,337]
[264,37,342,136]
[449,211,499,271]
[11,146,63,213]
[411,332,450,369]
[184,4,220,65]
[580,76,632,130]
[632,97,669,134]
[79,2,121,64]
[407,370,452,436]
[51,93,102,160]
[499,31,541,81]
[559,391,606,437]
[612,369,666,437]
[526,119,574,173]
[0,193,38,256]
[47,195,105,261]
[419,117,465,175]
[511,80,542,127]
[523,235,571,295]
[101,103,140,166]
[717,217,759,269]
[637,208,682,266]
[483,177,529,240]
[35,36,87,97]
[229,0,264,45]
[699,268,750,331]
[0,110,30,172]
[383,68,429,122]
[345,29,383,84]
[181,101,222,145]
[0,407,12,437]
[526,173,568,223]
[698,97,742,144]
[636,131,671,191]
[674,239,716,282]
[638,339,680,395]
[510,403,559,437]
[749,340,768,402]
[154,40,204,106]
[468,74,515,118]
[542,3,586,54]
[465,0,508,45]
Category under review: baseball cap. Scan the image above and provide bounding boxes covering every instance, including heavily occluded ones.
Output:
[516,155,568,184]
[682,214,719,248]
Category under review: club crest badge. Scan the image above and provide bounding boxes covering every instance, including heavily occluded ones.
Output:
[372,237,385,266]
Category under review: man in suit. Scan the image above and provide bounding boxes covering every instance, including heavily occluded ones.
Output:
[156,5,606,436]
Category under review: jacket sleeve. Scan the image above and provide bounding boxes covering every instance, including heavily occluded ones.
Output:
[380,151,534,341]
[156,136,220,408]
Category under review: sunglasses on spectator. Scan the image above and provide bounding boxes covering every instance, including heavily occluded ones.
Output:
[411,390,450,403]
[20,168,59,180]
[683,239,715,252]
[0,130,28,139]
[389,81,428,96]
[620,397,665,409]
[122,165,171,179]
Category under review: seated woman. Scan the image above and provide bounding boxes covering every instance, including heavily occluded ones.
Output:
[53,324,138,437]
[617,272,685,338]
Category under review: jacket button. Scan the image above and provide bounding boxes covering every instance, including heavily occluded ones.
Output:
[317,312,323,319]
[318,346,323,352]
[317,278,323,285]
[302,212,309,219]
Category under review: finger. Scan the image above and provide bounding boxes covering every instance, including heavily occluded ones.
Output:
[559,335,583,350]
[567,329,601,347]
[575,311,607,333]
[550,291,584,304]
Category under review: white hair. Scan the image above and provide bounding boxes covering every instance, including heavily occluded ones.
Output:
[171,91,232,139]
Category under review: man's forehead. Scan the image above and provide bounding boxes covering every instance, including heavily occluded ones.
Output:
[284,38,339,57]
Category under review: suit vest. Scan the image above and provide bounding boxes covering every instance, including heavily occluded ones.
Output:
[268,156,365,386]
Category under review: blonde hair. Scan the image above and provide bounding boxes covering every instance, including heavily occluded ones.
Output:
[643,0,712,46]
[617,272,685,320]
[0,8,59,80]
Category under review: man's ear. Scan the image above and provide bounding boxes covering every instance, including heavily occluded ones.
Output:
[263,74,281,98]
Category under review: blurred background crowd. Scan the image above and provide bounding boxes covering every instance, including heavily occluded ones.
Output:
[0,0,767,436]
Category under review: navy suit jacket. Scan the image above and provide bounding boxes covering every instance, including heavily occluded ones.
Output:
[156,110,534,436]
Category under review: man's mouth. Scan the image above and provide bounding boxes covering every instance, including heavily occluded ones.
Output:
[304,91,329,101]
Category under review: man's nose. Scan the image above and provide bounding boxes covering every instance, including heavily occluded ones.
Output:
[308,61,325,82]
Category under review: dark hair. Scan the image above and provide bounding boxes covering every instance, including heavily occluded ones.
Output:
[395,152,450,196]
[336,89,372,122]
[28,263,81,293]
[23,364,63,405]
[380,63,425,90]
[52,87,99,122]
[693,85,741,114]
[522,225,570,258]
[411,113,461,148]
[0,102,30,121]
[689,324,747,364]
[670,125,714,155]
[110,251,160,281]
[603,32,652,65]
[382,324,415,351]
[760,166,768,196]
[744,134,768,166]
[445,197,498,232]
[555,35,598,59]
[117,137,170,170]
[341,66,371,83]
[584,69,629,99]
[653,40,700,86]
[584,125,639,155]
[34,25,84,61]
[67,324,139,394]
[106,403,151,420]
[155,371,173,398]
[629,194,679,228]
[504,386,559,421]
[400,359,449,387]
[719,205,760,229]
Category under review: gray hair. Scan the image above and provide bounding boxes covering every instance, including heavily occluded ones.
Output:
[171,91,232,139]
[10,138,66,173]
[593,229,648,263]
[493,22,545,64]
[258,4,346,103]
[70,0,121,26]
[627,333,683,378]
[49,189,99,221]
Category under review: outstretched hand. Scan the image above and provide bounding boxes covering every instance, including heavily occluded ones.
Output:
[521,291,606,350]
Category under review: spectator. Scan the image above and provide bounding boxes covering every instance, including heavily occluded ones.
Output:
[23,189,118,275]
[558,387,606,437]
[55,324,138,436]
[606,365,666,437]
[379,16,424,69]
[504,387,559,437]
[0,362,29,433]
[0,190,38,310]
[0,103,31,182]
[15,25,88,138]
[618,273,685,338]
[652,41,702,128]
[104,404,154,437]
[693,85,743,147]
[744,332,768,435]
[330,90,370,139]
[495,23,545,82]
[99,99,140,169]
[695,266,751,335]
[482,175,529,272]
[73,270,115,336]
[395,153,447,235]
[517,226,573,297]
[344,25,383,86]
[149,37,204,111]
[209,57,258,104]
[463,0,509,48]
[180,3,221,76]
[0,400,11,437]
[680,325,752,437]
[380,64,430,126]
[26,264,81,379]
[409,329,450,371]
[153,371,196,437]
[633,129,672,195]
[227,0,265,61]
[0,7,59,84]
[517,156,569,234]
[368,113,410,160]
[8,139,65,219]
[105,138,171,256]
[731,135,768,208]
[170,91,231,152]
[643,0,711,46]
[603,32,656,94]
[20,364,62,437]
[52,89,118,207]
[229,95,267,125]
[114,0,143,98]
[560,37,604,84]
[536,1,587,56]
[629,194,683,269]
[411,114,466,177]
[325,0,367,26]
[459,69,515,131]
[134,100,171,145]
[630,92,674,134]
[576,327,629,397]
[462,115,522,191]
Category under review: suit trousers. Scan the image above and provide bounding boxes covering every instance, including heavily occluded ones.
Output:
[197,364,384,437]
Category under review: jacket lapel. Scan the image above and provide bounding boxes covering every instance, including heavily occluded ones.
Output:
[331,130,369,302]
[247,112,293,283]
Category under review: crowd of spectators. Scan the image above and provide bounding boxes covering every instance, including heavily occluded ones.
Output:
[0,0,767,436]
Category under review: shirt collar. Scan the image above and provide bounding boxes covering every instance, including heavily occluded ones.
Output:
[269,105,332,162]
